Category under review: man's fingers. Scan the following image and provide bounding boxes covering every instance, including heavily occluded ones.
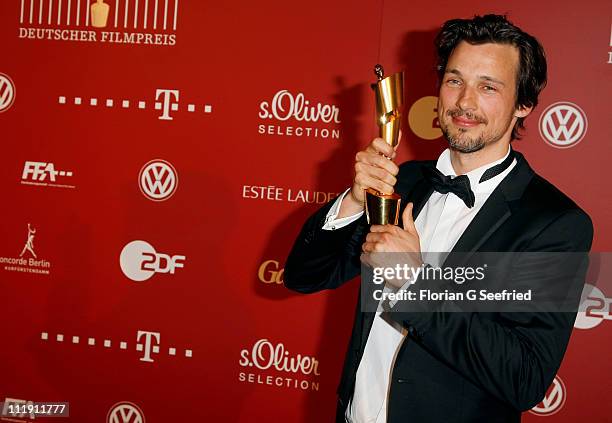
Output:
[360,252,373,267]
[355,173,395,196]
[369,224,395,233]
[370,153,400,176]
[402,203,417,234]
[365,232,388,246]
[362,241,375,252]
[356,151,399,176]
[362,241,387,253]
[367,138,395,158]
[367,166,397,188]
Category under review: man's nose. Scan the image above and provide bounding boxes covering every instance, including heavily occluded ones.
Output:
[456,85,477,111]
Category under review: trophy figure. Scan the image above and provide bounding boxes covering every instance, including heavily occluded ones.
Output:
[364,64,405,225]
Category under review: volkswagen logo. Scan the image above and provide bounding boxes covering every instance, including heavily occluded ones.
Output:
[529,375,567,416]
[539,102,587,149]
[138,159,178,201]
[107,401,145,423]
[0,73,16,113]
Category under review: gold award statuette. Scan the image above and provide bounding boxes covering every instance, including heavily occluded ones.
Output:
[365,64,405,225]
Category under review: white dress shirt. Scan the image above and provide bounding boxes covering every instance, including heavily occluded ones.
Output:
[322,147,516,423]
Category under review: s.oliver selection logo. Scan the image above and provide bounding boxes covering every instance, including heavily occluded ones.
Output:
[539,102,587,149]
[18,0,178,46]
[0,73,16,113]
[258,90,341,140]
[139,159,178,201]
[21,161,75,189]
[242,184,339,204]
[107,401,145,423]
[529,375,566,417]
[239,339,320,391]
[119,240,185,282]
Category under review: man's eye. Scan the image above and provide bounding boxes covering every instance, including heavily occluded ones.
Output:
[482,85,497,92]
[446,79,460,85]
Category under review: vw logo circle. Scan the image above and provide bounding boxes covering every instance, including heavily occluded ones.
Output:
[107,401,145,423]
[539,102,587,149]
[529,376,567,417]
[0,73,16,113]
[138,159,178,201]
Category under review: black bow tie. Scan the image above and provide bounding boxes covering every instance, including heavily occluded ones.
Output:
[422,150,515,208]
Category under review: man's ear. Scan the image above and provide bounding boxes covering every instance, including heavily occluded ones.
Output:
[515,104,533,119]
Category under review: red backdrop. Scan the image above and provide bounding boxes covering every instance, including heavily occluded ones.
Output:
[1,0,611,421]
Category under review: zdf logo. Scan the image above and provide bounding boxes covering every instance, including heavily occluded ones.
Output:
[575,283,611,329]
[529,375,566,417]
[407,96,442,140]
[107,401,145,423]
[539,102,587,148]
[119,240,185,282]
[139,159,178,201]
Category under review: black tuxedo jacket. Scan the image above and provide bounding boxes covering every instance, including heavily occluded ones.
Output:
[284,151,593,423]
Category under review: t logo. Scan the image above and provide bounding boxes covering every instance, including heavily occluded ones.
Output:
[136,330,161,363]
[155,89,179,120]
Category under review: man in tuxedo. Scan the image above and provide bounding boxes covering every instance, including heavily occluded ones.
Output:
[284,14,593,423]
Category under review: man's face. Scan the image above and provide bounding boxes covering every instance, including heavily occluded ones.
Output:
[437,41,528,153]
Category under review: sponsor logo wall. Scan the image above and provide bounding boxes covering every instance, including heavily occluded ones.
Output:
[1,0,610,421]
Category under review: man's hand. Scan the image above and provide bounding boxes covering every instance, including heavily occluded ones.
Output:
[337,138,400,219]
[361,203,423,290]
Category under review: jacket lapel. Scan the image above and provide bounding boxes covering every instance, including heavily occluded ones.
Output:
[445,151,534,265]
[449,188,511,254]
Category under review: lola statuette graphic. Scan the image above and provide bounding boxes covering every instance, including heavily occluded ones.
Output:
[90,0,110,28]
[364,64,405,225]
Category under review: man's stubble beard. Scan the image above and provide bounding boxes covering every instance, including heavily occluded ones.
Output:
[439,109,514,154]
[443,127,488,153]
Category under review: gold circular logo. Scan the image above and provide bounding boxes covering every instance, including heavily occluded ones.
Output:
[408,96,442,140]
